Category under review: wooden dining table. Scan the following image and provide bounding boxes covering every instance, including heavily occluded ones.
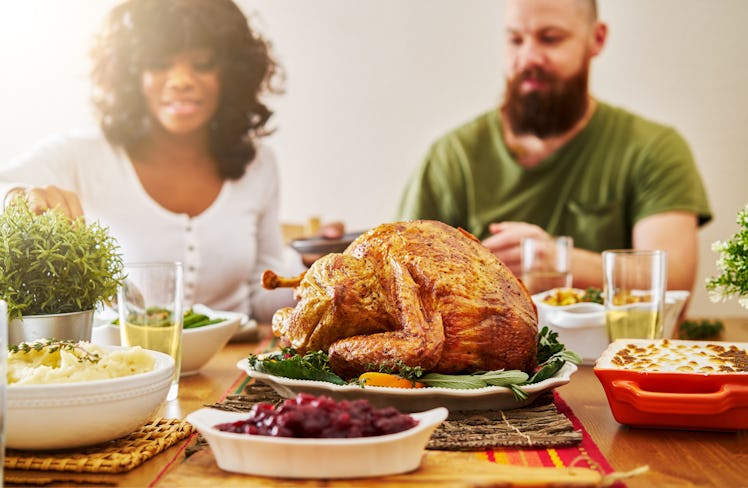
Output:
[67,317,748,487]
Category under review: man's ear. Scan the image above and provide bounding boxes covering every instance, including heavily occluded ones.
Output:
[590,21,608,57]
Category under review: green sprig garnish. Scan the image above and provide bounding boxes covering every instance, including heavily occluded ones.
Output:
[9,339,102,364]
[248,347,346,385]
[366,359,424,381]
[508,329,582,401]
[536,326,565,364]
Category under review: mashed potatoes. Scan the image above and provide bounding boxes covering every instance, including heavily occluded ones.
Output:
[8,341,156,385]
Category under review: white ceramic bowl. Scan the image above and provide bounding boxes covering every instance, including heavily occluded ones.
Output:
[533,289,690,364]
[181,305,244,375]
[91,304,246,375]
[7,346,174,450]
[186,406,448,479]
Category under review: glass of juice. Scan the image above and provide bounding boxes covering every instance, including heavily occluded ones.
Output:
[118,262,183,401]
[521,236,573,295]
[602,250,666,341]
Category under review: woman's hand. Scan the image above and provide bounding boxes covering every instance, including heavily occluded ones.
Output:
[5,185,83,219]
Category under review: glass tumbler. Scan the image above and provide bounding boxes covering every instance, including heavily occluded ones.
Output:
[521,236,573,295]
[118,262,183,401]
[602,250,667,341]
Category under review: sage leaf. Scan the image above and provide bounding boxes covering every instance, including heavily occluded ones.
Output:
[480,370,529,386]
[419,373,488,389]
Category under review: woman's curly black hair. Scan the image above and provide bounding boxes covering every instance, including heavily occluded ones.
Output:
[90,0,282,179]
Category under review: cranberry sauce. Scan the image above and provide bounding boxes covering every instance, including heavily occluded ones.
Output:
[214,393,418,438]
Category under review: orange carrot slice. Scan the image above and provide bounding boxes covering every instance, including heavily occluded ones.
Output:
[358,372,426,388]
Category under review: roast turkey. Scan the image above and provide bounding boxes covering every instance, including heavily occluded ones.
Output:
[263,220,538,379]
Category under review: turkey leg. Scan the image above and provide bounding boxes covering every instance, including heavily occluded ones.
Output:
[262,269,305,289]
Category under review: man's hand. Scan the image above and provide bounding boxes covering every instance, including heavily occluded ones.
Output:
[480,212,701,292]
[481,221,551,276]
[5,185,83,219]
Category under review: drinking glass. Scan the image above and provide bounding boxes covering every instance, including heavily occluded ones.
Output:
[602,250,667,341]
[1,300,7,483]
[118,262,183,401]
[521,236,573,295]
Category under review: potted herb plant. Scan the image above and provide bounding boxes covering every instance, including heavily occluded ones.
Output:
[707,203,748,308]
[0,199,125,344]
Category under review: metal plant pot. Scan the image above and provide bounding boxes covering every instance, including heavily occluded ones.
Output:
[9,309,95,345]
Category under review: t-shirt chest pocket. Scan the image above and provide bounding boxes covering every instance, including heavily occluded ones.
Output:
[563,200,629,252]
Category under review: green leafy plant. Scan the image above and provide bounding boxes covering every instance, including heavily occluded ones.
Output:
[0,200,125,319]
[707,204,748,308]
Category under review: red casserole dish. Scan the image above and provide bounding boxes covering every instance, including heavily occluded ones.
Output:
[594,339,748,431]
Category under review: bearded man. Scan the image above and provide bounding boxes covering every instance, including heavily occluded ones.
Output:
[396,0,711,294]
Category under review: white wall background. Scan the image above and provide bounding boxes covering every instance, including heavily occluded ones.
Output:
[1,1,747,318]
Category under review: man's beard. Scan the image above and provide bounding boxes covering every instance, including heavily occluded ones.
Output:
[502,64,589,138]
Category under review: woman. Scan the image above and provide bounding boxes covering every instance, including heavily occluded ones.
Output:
[0,0,292,321]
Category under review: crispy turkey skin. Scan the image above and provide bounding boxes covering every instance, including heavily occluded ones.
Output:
[263,220,538,379]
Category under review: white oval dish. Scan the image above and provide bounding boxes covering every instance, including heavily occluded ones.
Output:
[186,406,448,479]
[237,359,576,412]
[7,346,174,450]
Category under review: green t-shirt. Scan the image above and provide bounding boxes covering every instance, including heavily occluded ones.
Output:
[396,101,712,252]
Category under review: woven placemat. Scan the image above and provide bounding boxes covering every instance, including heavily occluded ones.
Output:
[4,418,195,475]
[207,382,582,450]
